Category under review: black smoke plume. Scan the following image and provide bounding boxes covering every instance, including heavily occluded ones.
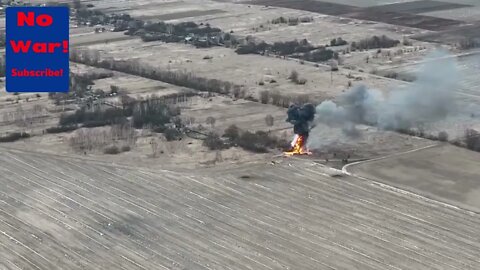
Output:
[286,103,316,136]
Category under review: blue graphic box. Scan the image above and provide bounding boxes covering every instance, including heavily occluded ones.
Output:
[6,7,69,92]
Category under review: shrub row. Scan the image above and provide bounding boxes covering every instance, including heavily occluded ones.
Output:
[103,144,131,155]
[46,125,78,134]
[203,125,289,153]
[351,35,400,51]
[59,108,128,127]
[70,52,241,97]
[0,132,30,143]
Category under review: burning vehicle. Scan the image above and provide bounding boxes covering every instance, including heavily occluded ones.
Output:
[284,103,315,156]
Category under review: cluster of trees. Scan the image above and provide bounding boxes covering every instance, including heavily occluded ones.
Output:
[68,123,136,153]
[72,0,136,30]
[302,48,338,62]
[235,130,288,153]
[236,39,315,56]
[2,105,46,133]
[141,34,184,43]
[132,21,224,47]
[459,38,480,50]
[203,124,289,153]
[62,97,185,153]
[464,129,480,151]
[351,35,400,51]
[441,129,480,153]
[235,39,337,62]
[48,70,114,105]
[0,132,30,143]
[59,107,128,128]
[397,128,450,142]
[330,37,347,47]
[75,8,106,25]
[397,127,480,153]
[271,39,315,55]
[258,88,310,107]
[132,98,181,129]
[57,94,183,132]
[104,144,131,154]
[235,42,269,55]
[288,70,307,85]
[46,125,79,134]
[270,16,314,25]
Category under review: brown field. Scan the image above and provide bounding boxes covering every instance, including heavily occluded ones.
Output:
[366,0,471,14]
[85,39,402,101]
[413,22,480,44]
[71,31,137,47]
[0,148,478,269]
[346,9,463,31]
[245,0,361,15]
[138,9,226,21]
[347,144,480,213]
[248,0,464,30]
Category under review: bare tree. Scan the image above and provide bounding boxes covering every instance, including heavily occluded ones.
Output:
[120,94,136,109]
[215,151,223,163]
[32,104,45,115]
[465,129,480,151]
[150,138,159,158]
[260,90,270,104]
[265,114,274,127]
[271,91,281,106]
[206,116,216,128]
[224,82,232,95]
[111,123,136,146]
[14,106,27,127]
[289,70,299,82]
[182,116,195,126]
[91,50,101,65]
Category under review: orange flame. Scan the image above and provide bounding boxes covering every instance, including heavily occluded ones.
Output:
[284,135,312,156]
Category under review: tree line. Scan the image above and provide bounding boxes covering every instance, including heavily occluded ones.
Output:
[70,49,314,109]
[203,124,289,153]
[235,38,339,62]
[350,35,400,51]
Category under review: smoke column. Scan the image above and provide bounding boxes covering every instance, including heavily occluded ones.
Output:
[286,103,316,135]
[309,50,462,148]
